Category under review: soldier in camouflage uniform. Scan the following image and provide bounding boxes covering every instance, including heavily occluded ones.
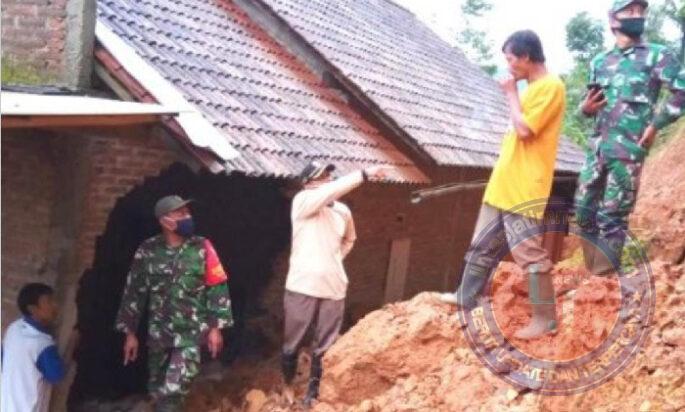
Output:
[576,0,685,275]
[116,195,233,412]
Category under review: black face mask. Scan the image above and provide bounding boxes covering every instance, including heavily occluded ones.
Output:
[174,217,195,238]
[617,17,646,38]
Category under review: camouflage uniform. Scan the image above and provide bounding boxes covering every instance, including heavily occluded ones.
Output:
[575,40,685,265]
[116,235,232,408]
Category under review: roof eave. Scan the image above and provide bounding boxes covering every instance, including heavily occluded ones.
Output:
[95,21,239,173]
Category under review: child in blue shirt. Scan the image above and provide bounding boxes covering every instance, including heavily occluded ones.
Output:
[2,283,65,412]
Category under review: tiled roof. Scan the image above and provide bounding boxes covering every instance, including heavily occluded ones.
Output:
[258,0,584,172]
[97,0,428,183]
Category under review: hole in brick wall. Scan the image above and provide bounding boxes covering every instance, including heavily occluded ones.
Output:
[68,163,291,407]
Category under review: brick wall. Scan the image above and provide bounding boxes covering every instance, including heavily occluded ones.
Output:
[2,0,95,87]
[1,0,68,78]
[74,128,177,273]
[1,131,60,329]
[0,126,176,335]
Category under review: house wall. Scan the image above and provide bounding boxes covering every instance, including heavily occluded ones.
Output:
[1,126,175,326]
[1,131,60,329]
[346,171,487,322]
[73,128,177,273]
[1,125,177,410]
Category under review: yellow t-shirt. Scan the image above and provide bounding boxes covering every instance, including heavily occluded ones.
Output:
[483,74,566,218]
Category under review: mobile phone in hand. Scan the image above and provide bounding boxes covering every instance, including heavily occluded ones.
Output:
[586,83,605,99]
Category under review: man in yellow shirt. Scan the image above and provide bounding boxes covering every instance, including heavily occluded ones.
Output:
[441,30,566,340]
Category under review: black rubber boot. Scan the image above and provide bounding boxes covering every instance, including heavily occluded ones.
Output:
[591,235,626,277]
[303,354,323,407]
[281,351,298,385]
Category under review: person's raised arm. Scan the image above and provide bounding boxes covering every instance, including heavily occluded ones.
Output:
[293,166,392,219]
[500,76,534,139]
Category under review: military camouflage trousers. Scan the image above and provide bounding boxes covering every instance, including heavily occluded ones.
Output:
[574,149,644,264]
[148,346,200,408]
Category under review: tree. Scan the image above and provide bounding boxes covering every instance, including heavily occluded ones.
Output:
[562,12,606,147]
[644,0,685,60]
[646,1,677,47]
[566,12,605,63]
[663,0,685,61]
[456,0,497,75]
[461,0,492,17]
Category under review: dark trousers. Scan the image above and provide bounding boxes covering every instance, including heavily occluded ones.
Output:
[282,290,344,356]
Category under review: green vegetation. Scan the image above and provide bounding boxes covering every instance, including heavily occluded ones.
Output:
[646,0,685,61]
[456,0,497,75]
[1,59,54,86]
[621,235,652,272]
[561,12,605,148]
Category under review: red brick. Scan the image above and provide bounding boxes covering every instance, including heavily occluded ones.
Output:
[1,134,58,333]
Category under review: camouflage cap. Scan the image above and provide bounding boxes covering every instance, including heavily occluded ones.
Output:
[610,0,648,14]
[154,195,192,218]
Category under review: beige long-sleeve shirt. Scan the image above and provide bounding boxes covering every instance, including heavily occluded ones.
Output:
[285,172,361,300]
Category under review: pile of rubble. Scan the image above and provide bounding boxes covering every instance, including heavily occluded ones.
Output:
[314,262,684,411]
[630,129,685,265]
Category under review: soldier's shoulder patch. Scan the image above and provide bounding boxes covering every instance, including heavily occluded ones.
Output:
[203,239,228,286]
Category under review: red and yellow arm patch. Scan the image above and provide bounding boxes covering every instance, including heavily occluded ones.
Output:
[204,239,228,286]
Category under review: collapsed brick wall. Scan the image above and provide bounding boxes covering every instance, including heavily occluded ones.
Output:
[1,131,60,331]
[70,161,292,403]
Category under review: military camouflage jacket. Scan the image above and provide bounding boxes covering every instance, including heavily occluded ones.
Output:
[116,235,233,348]
[587,41,685,161]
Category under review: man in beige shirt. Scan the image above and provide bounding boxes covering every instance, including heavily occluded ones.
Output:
[282,161,388,406]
